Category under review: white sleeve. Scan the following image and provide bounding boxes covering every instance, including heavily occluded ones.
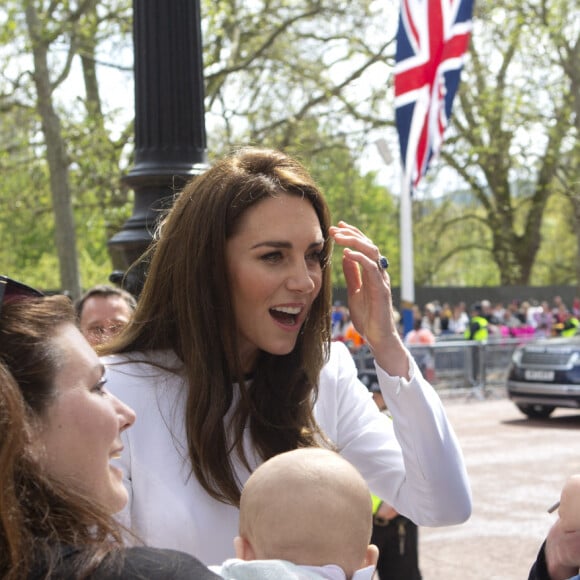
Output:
[317,341,471,527]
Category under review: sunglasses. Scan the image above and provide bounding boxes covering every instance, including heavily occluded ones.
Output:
[0,275,44,319]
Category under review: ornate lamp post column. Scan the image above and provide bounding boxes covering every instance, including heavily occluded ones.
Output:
[108,0,208,295]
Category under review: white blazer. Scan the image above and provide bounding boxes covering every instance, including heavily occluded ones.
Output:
[105,340,471,565]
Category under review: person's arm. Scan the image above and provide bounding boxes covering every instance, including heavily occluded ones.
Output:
[318,341,472,527]
[539,519,580,580]
[372,354,472,526]
[324,223,471,525]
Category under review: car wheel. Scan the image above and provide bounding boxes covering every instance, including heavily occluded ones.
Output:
[516,403,556,419]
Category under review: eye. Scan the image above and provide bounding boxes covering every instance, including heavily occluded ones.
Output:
[306,249,325,265]
[91,374,108,396]
[260,251,283,263]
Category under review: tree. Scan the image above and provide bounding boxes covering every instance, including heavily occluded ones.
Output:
[23,0,82,297]
[2,0,393,292]
[3,0,576,292]
[410,192,499,286]
[1,0,133,295]
[542,0,580,293]
[440,0,578,285]
[202,0,392,158]
[201,0,400,283]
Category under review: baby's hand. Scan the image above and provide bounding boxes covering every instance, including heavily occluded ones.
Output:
[558,475,580,531]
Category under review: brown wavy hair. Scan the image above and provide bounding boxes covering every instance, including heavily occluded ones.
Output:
[105,148,334,505]
[0,297,124,579]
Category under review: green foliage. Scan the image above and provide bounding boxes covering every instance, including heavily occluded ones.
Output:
[203,0,390,156]
[531,192,577,285]
[439,0,578,285]
[411,191,499,286]
[304,143,398,287]
[0,0,134,291]
[0,0,577,292]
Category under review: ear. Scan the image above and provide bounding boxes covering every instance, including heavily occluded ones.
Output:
[234,535,257,561]
[364,544,379,568]
[26,428,46,465]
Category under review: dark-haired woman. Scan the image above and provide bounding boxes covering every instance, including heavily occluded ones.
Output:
[103,147,472,565]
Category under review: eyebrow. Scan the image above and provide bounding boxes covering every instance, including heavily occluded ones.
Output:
[250,240,325,250]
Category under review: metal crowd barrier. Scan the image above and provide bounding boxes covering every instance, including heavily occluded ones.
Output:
[351,336,536,399]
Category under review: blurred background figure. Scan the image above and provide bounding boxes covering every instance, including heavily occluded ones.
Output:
[533,300,554,337]
[552,295,569,324]
[421,302,441,336]
[331,300,347,340]
[448,302,469,335]
[438,302,453,336]
[405,318,436,346]
[75,284,136,348]
[465,303,489,386]
[552,310,580,337]
[342,308,366,351]
[365,388,422,580]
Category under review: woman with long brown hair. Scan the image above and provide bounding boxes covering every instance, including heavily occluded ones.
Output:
[0,277,218,579]
[103,147,472,564]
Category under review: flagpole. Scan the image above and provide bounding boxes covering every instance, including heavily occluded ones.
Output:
[399,90,427,338]
[393,0,474,337]
[399,172,415,337]
[375,138,414,335]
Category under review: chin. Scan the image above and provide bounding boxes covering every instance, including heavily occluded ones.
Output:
[104,484,129,515]
[265,341,298,356]
[109,492,129,515]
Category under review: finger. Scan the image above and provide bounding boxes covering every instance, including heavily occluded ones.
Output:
[342,250,362,294]
[330,221,371,242]
[335,221,366,237]
[344,248,388,278]
[331,230,381,263]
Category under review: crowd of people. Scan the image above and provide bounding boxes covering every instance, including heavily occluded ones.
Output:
[333,295,580,349]
[0,147,579,580]
[407,296,580,340]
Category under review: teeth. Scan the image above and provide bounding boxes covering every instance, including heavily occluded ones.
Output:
[110,453,122,459]
[272,306,301,315]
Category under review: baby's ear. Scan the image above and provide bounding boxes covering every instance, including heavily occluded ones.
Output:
[234,535,257,561]
[364,544,379,568]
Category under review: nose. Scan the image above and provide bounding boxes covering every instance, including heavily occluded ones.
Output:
[113,394,136,432]
[286,259,317,293]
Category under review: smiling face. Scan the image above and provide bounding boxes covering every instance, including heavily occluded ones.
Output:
[226,193,325,371]
[38,323,136,513]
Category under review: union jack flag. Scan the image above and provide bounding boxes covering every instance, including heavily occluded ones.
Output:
[394,0,474,191]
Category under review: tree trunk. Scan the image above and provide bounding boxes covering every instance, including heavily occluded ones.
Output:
[24,1,81,298]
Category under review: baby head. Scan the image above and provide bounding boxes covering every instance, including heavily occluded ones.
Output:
[235,448,378,578]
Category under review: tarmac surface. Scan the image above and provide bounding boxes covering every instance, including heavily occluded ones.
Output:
[418,392,580,580]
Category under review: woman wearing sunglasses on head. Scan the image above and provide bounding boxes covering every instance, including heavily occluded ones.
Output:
[0,277,219,579]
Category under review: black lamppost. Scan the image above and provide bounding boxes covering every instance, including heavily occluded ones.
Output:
[108,0,209,296]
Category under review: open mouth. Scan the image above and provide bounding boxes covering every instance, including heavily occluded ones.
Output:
[270,306,301,326]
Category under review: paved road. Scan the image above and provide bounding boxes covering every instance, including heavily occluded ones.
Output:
[418,393,580,580]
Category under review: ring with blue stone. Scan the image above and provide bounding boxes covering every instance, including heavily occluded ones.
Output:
[377,255,389,270]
